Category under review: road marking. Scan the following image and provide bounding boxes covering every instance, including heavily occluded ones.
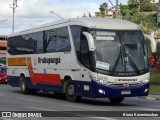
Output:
[65,104,106,111]
[138,108,160,111]
[16,97,42,103]
[2,119,14,120]
[146,97,156,100]
[124,101,160,109]
[27,106,56,111]
[66,104,160,112]
[119,106,160,111]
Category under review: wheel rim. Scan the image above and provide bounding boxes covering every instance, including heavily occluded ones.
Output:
[67,84,74,96]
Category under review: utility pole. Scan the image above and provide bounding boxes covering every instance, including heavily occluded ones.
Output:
[115,0,119,19]
[10,0,18,33]
[108,0,119,19]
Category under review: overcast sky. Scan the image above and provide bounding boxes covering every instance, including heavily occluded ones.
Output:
[0,0,127,35]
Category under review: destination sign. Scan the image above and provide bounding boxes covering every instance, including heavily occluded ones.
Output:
[96,31,116,36]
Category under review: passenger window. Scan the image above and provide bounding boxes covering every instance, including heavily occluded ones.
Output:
[56,27,71,52]
[45,29,56,53]
[36,32,44,53]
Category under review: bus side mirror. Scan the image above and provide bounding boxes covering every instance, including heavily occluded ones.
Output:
[82,32,95,51]
[144,34,157,53]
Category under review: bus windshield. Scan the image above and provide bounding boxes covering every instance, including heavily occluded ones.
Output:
[90,30,148,73]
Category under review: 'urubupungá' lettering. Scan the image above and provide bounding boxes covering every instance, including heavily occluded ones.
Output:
[38,57,61,64]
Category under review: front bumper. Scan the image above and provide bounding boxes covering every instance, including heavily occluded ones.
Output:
[91,80,150,98]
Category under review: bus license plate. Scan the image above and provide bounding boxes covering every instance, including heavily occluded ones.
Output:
[121,91,131,95]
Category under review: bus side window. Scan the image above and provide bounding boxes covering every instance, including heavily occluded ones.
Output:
[56,27,71,52]
[36,31,44,54]
[45,29,56,53]
[80,34,91,68]
[70,25,82,60]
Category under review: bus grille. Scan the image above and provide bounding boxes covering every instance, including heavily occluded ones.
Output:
[108,83,144,88]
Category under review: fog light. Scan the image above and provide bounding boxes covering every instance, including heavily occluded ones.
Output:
[98,89,105,94]
[144,88,148,93]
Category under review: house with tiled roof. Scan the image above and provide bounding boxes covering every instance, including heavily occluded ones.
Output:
[0,35,7,56]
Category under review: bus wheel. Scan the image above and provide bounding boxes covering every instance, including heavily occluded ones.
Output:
[20,76,29,94]
[109,97,124,104]
[65,80,81,102]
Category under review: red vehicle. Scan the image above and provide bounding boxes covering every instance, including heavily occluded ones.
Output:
[0,66,7,83]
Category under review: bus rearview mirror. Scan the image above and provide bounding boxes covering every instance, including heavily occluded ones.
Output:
[144,34,157,53]
[82,32,95,51]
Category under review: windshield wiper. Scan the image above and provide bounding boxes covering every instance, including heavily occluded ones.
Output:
[126,53,140,75]
[111,51,121,75]
[121,44,140,75]
[111,45,140,75]
[111,46,123,75]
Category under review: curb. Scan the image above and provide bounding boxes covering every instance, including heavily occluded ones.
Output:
[138,95,160,101]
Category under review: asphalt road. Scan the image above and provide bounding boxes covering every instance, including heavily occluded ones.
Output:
[0,84,160,120]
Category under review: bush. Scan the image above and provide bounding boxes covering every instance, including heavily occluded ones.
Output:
[150,73,160,85]
[140,0,156,12]
[0,59,6,65]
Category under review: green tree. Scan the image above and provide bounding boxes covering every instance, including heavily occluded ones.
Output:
[82,13,92,18]
[89,13,92,17]
[128,0,139,9]
[0,59,6,65]
[82,13,86,17]
[120,4,129,16]
[140,0,153,12]
[96,2,108,18]
[139,0,144,3]
[157,43,160,57]
[128,0,138,5]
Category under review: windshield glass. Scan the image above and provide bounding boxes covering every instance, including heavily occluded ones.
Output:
[90,30,148,73]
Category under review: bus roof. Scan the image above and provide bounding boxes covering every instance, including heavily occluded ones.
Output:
[69,18,140,30]
[9,18,140,37]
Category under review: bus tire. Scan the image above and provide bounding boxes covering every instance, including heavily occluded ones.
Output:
[65,80,81,102]
[29,89,37,95]
[20,76,29,94]
[109,97,124,104]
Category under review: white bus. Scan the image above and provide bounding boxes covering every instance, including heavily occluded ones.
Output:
[7,18,151,103]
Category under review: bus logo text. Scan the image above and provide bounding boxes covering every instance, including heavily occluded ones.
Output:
[38,57,61,65]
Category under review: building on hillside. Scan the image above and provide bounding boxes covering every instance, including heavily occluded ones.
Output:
[95,9,122,19]
[0,35,7,57]
[150,0,159,3]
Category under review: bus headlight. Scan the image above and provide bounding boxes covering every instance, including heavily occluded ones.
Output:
[99,79,107,84]
[142,79,149,84]
[90,75,111,86]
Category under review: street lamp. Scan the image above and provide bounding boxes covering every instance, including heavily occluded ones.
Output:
[49,11,64,20]
[9,0,18,33]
